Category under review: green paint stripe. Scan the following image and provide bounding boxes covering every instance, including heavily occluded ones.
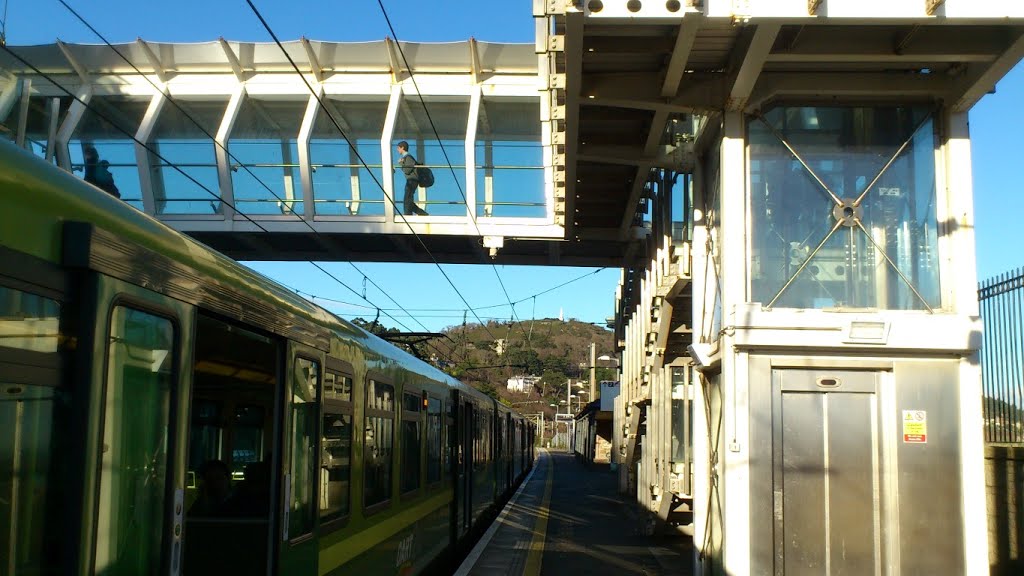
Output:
[523,452,553,576]
[319,490,453,574]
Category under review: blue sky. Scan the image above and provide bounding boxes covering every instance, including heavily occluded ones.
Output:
[6,1,1022,332]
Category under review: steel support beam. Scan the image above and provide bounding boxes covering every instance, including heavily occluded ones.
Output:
[14,77,30,149]
[465,87,480,221]
[215,88,245,221]
[56,40,90,85]
[562,11,584,239]
[951,31,1024,112]
[45,98,60,164]
[54,86,91,171]
[727,24,780,112]
[218,38,246,83]
[301,37,325,84]
[135,91,167,215]
[297,90,320,220]
[381,85,402,224]
[661,14,701,98]
[136,39,171,84]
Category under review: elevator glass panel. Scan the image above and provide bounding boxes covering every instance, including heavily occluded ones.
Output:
[749,107,940,310]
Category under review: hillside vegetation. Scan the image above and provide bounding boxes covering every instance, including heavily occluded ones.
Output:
[353,317,617,419]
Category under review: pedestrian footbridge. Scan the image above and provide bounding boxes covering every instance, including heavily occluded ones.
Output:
[0,38,593,264]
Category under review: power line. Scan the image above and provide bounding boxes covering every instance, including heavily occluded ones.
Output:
[244,0,503,346]
[374,0,529,341]
[290,266,608,313]
[0,41,467,368]
[51,1,446,342]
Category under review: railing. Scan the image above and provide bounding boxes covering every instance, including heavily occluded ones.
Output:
[979,268,1024,444]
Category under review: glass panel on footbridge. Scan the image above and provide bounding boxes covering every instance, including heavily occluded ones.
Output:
[150,98,227,215]
[0,94,72,162]
[394,96,469,217]
[228,98,305,216]
[310,98,389,216]
[475,98,543,218]
[69,96,150,209]
[749,106,940,310]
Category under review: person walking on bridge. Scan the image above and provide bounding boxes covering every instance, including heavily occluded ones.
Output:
[396,140,428,216]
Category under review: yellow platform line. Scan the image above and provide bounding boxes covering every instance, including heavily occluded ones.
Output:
[523,450,554,576]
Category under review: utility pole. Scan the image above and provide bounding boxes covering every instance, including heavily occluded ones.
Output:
[589,341,597,401]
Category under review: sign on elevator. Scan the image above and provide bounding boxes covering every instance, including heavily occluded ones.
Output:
[902,410,928,443]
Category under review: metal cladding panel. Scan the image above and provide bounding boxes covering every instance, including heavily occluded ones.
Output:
[780,391,828,574]
[893,359,965,574]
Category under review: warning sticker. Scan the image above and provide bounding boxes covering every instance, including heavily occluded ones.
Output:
[903,410,927,443]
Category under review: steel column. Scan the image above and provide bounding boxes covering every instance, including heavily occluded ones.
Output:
[134,91,167,215]
[215,89,245,221]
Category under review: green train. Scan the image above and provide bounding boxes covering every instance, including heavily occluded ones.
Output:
[0,140,535,576]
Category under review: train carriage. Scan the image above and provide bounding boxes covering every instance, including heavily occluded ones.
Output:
[0,141,533,576]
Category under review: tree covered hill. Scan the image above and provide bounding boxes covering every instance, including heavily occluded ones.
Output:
[352,317,617,419]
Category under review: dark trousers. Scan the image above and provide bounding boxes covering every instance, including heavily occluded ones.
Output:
[403,179,427,215]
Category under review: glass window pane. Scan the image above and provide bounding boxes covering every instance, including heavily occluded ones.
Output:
[69,96,151,208]
[310,98,389,217]
[151,99,227,215]
[403,392,421,413]
[232,405,265,480]
[475,98,544,218]
[394,98,469,217]
[401,418,421,494]
[1,95,73,162]
[324,372,352,403]
[186,399,222,487]
[0,384,66,575]
[288,357,318,539]
[426,397,441,484]
[228,98,305,216]
[364,380,394,508]
[95,307,174,576]
[749,106,940,310]
[320,410,351,522]
[0,286,60,354]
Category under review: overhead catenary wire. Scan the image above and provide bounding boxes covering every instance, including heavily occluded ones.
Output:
[287,266,606,314]
[51,0,447,340]
[0,41,470,369]
[373,0,530,342]
[243,0,504,347]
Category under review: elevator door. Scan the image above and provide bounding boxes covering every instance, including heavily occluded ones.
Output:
[773,369,882,576]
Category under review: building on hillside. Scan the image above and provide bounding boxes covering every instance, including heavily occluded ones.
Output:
[507,375,540,393]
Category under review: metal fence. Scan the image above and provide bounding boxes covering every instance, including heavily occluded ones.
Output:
[979,268,1024,444]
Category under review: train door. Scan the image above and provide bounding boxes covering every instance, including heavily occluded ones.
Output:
[86,278,191,576]
[277,344,323,575]
[0,265,71,575]
[459,398,474,535]
[181,313,281,576]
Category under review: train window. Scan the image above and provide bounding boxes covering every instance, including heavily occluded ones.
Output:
[321,371,353,525]
[187,400,222,482]
[0,285,61,353]
[232,405,266,479]
[426,397,442,484]
[400,391,422,494]
[0,286,67,574]
[95,306,175,575]
[364,380,394,509]
[324,370,352,402]
[287,357,319,541]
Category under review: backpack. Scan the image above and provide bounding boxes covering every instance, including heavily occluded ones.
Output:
[416,166,435,188]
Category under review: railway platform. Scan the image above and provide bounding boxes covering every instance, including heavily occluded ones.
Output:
[455,449,692,576]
